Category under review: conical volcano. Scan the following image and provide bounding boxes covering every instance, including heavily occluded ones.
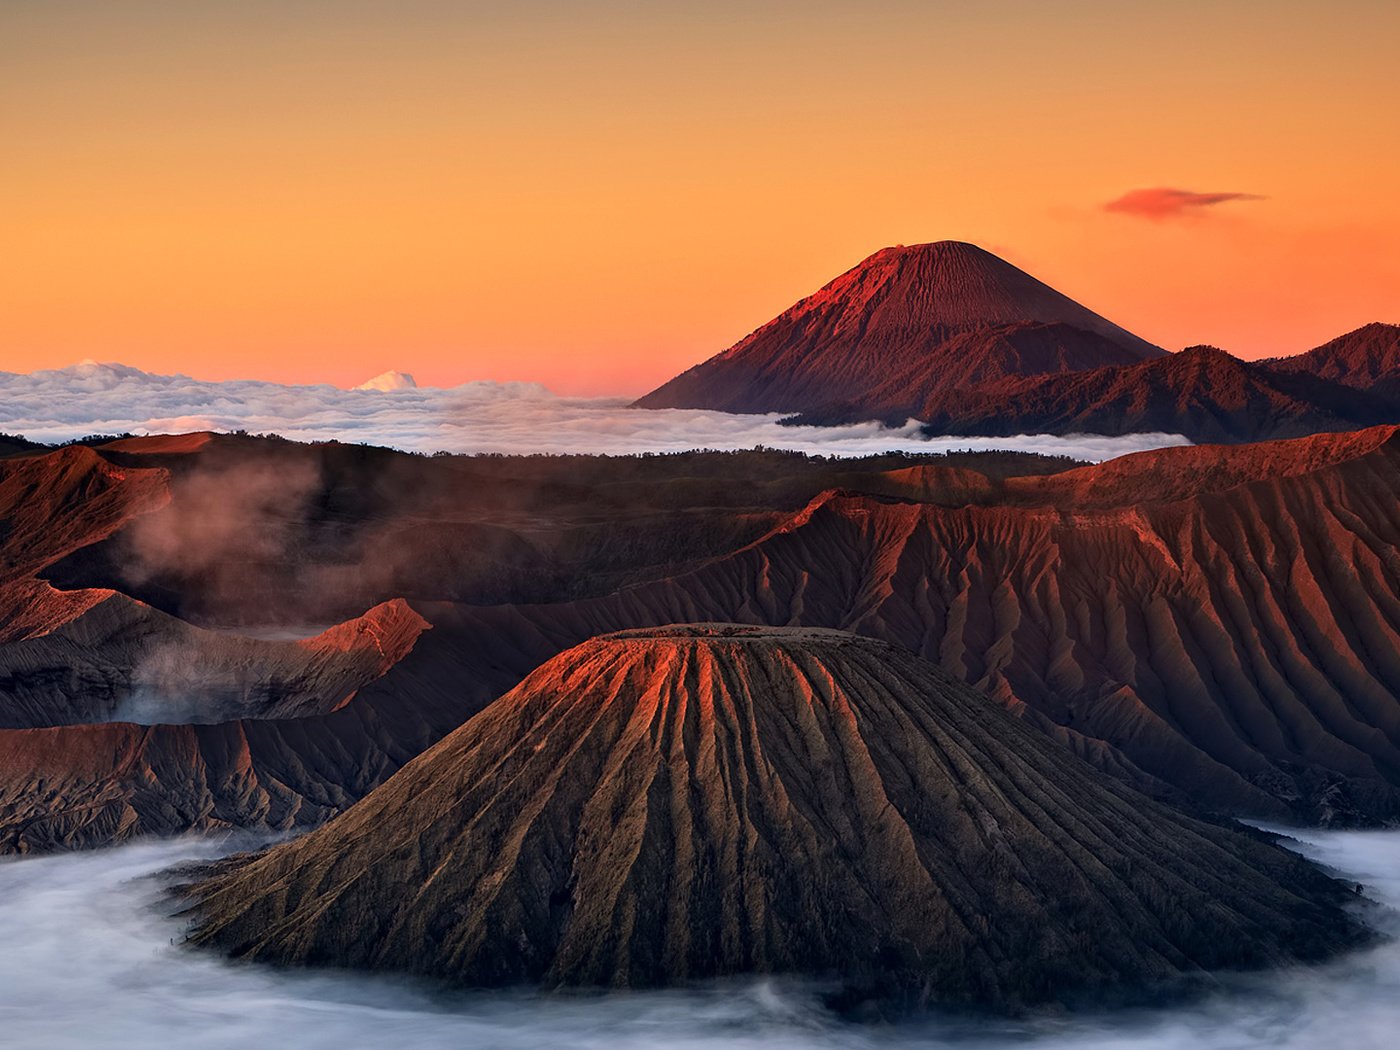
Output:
[185,625,1365,1010]
[635,242,1163,417]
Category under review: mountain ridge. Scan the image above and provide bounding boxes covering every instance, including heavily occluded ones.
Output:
[637,244,1399,442]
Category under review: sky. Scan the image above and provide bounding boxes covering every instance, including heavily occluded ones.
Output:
[4,0,1398,395]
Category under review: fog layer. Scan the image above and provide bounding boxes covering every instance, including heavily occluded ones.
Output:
[0,829,1395,1048]
[0,361,1189,460]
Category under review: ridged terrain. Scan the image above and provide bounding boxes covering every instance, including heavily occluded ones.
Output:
[0,445,169,642]
[362,426,1400,824]
[0,596,428,728]
[1,436,1069,852]
[6,428,1400,849]
[0,599,446,853]
[635,242,1162,416]
[918,345,1397,443]
[184,626,1366,1011]
[1268,323,1400,387]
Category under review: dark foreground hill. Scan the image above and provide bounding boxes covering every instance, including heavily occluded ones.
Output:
[183,626,1367,1012]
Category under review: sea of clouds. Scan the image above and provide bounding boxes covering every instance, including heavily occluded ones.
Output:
[0,361,1191,460]
[0,828,1396,1049]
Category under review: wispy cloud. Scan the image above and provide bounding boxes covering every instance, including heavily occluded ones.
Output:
[0,362,1190,462]
[1,828,1399,1048]
[1104,187,1264,221]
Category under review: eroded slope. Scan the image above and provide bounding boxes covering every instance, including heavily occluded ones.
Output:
[184,627,1367,1011]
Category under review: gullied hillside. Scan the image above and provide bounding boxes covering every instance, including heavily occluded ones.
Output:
[184,627,1366,1011]
[635,242,1162,415]
[0,444,169,641]
[368,426,1400,824]
[6,429,1400,849]
[918,346,1395,443]
[1269,323,1400,387]
[0,435,1073,852]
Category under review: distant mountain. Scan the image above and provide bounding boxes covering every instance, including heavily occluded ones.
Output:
[184,625,1365,1011]
[638,245,1400,442]
[353,370,417,392]
[635,241,1164,415]
[1268,323,1400,388]
[918,345,1397,443]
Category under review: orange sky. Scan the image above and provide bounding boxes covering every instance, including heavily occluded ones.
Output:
[4,1,1398,395]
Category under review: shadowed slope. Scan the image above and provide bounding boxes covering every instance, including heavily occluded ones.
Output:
[0,445,169,642]
[0,599,444,854]
[341,426,1400,824]
[185,626,1366,1011]
[1269,323,1400,387]
[7,428,1400,854]
[0,597,429,729]
[918,346,1393,443]
[0,437,1085,853]
[635,242,1162,415]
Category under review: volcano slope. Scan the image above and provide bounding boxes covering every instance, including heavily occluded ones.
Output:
[9,427,1400,848]
[184,626,1367,1012]
[375,425,1400,825]
[634,241,1163,418]
[0,434,1074,852]
[636,240,1399,440]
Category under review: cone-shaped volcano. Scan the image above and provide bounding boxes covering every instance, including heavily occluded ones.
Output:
[185,625,1366,1010]
[635,242,1163,417]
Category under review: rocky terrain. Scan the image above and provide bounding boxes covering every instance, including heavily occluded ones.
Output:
[4,424,1400,850]
[0,435,1068,851]
[311,424,1400,825]
[183,626,1368,1011]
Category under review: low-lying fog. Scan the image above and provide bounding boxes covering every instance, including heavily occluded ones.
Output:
[0,361,1189,461]
[1,829,1396,1049]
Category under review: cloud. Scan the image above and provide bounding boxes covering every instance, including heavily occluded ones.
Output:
[0,828,1397,1048]
[0,361,1190,463]
[1104,187,1264,221]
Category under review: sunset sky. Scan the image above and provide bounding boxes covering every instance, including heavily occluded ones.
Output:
[5,1,1398,394]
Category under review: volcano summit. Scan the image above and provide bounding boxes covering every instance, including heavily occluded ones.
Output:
[635,241,1165,418]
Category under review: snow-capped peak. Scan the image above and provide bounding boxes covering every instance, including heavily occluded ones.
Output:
[354,370,418,392]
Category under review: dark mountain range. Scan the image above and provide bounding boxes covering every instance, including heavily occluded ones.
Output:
[915,345,1397,443]
[5,428,1400,852]
[0,435,1068,851]
[1268,322,1400,389]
